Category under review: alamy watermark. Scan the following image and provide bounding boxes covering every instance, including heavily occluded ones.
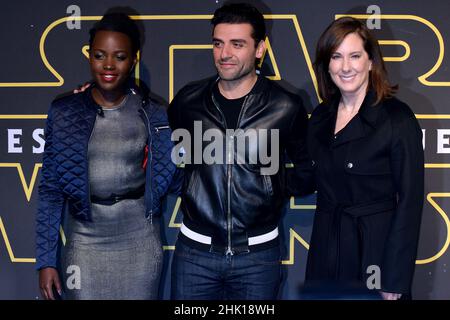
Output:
[366,265,381,290]
[171,121,280,175]
[367,5,381,30]
[66,265,81,290]
[66,5,81,30]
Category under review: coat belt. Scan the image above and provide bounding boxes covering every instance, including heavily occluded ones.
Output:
[319,198,396,278]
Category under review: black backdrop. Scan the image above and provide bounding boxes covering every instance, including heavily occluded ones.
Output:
[0,0,449,299]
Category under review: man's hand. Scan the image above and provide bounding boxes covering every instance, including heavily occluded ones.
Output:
[39,267,62,300]
[74,82,91,94]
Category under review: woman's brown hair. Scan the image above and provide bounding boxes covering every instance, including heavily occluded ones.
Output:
[314,17,397,105]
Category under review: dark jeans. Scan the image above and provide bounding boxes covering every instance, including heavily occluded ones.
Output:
[171,239,281,300]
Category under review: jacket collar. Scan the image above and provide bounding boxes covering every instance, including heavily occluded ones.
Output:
[207,73,268,97]
[357,90,380,128]
[313,90,381,147]
[204,74,269,127]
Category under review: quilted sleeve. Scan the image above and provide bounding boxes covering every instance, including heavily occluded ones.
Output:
[35,104,66,270]
[148,103,178,214]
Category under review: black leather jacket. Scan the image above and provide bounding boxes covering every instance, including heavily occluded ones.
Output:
[168,75,314,254]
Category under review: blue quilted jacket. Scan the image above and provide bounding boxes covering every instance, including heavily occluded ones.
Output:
[35,85,179,270]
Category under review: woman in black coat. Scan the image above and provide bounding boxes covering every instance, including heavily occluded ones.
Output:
[305,17,424,300]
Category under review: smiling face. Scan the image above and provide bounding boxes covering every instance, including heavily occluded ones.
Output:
[328,32,372,98]
[212,23,265,83]
[89,30,136,94]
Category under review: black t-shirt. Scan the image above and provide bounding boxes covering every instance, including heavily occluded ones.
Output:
[212,76,264,129]
[212,84,245,129]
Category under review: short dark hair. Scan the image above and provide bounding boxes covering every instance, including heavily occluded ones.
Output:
[89,12,141,56]
[211,2,266,46]
[314,17,397,105]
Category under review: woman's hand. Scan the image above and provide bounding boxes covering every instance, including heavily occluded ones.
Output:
[380,291,402,300]
[39,267,62,300]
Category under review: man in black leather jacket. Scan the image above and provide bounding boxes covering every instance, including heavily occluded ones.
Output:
[168,2,314,300]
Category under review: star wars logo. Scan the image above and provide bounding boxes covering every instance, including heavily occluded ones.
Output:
[6,128,45,154]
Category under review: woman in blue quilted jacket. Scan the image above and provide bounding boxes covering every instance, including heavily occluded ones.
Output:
[36,12,178,299]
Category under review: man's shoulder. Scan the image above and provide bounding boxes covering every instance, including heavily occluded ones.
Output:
[174,76,217,101]
[265,78,300,99]
[263,78,303,109]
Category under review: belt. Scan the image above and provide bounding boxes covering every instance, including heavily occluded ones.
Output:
[318,198,396,217]
[180,222,279,246]
[90,187,145,205]
[319,198,396,277]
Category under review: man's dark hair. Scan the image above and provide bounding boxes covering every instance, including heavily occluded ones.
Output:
[211,2,266,46]
[89,12,141,56]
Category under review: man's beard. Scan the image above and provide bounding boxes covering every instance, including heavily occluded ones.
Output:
[217,63,254,82]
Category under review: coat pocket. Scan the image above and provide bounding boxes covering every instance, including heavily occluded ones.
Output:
[154,124,171,133]
[153,123,171,141]
[343,158,392,176]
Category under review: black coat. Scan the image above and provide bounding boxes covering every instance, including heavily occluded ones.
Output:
[305,91,424,295]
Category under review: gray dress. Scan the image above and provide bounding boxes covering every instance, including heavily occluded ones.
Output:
[61,93,163,300]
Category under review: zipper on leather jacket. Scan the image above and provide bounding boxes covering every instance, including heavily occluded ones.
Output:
[226,135,233,256]
[141,104,154,224]
[212,94,249,255]
[212,94,233,255]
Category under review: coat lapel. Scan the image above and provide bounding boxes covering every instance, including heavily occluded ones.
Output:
[312,98,338,147]
[315,91,381,148]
